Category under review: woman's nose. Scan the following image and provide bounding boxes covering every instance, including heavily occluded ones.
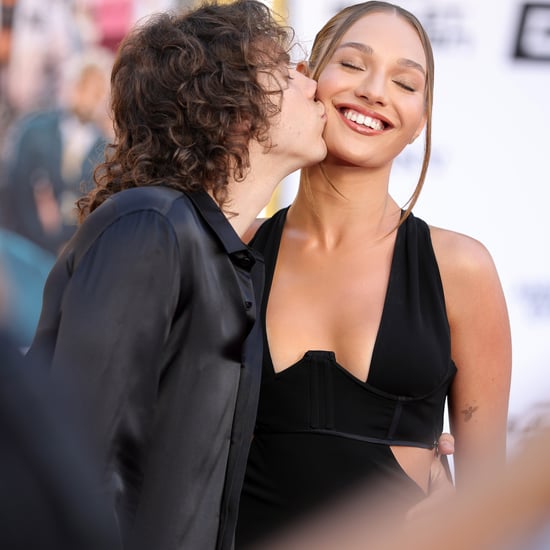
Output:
[355,72,387,105]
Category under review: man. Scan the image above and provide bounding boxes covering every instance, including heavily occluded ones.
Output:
[25,1,326,549]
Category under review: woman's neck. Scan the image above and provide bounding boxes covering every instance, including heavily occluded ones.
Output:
[289,163,401,249]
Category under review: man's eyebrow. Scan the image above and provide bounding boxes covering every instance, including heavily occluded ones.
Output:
[337,41,426,75]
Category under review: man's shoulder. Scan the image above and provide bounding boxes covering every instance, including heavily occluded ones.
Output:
[106,185,191,217]
[64,187,197,270]
[75,187,194,244]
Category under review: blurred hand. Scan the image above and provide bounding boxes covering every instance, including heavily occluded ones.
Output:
[406,432,456,520]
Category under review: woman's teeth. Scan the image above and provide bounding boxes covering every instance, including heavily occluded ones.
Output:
[344,110,384,131]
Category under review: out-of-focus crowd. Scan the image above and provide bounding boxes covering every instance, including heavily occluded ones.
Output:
[0,0,185,347]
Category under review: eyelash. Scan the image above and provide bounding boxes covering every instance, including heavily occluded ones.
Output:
[340,62,416,92]
[340,61,363,71]
[394,81,415,92]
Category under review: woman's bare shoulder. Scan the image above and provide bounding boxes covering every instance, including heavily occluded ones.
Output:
[428,224,506,330]
[428,225,497,279]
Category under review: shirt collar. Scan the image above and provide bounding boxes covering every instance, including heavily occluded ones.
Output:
[186,190,261,270]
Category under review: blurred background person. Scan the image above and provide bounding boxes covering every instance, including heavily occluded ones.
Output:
[0,47,113,255]
[1,0,80,122]
[0,0,184,134]
[0,0,181,353]
[0,227,54,348]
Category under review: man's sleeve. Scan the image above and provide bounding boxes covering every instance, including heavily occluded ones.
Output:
[50,209,182,474]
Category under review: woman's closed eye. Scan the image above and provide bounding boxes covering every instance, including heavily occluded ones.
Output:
[340,61,365,71]
[393,80,417,92]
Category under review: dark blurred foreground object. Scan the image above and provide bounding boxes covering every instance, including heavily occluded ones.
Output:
[0,330,120,550]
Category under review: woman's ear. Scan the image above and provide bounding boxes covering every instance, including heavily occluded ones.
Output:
[410,112,427,144]
[296,61,310,76]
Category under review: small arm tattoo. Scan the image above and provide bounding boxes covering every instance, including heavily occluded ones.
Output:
[461,405,479,422]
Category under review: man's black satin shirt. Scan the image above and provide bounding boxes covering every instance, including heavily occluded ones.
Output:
[26,186,265,550]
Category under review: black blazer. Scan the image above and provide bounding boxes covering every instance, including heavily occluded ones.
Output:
[26,186,265,550]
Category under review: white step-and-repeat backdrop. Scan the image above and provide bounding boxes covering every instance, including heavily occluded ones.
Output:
[275,0,550,438]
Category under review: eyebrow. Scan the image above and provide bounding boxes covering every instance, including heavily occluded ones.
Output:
[336,41,426,76]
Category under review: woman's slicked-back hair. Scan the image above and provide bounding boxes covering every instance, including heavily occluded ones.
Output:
[78,0,293,220]
[302,1,435,222]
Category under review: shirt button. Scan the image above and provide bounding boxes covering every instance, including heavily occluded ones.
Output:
[231,250,255,270]
[240,256,252,268]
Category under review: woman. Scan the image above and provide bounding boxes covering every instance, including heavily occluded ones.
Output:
[236,2,511,547]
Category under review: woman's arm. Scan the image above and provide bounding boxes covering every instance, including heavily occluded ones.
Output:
[432,227,512,486]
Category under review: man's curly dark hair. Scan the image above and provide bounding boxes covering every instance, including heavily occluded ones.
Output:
[77,0,293,221]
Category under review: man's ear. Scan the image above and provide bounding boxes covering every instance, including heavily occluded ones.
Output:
[296,61,310,76]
